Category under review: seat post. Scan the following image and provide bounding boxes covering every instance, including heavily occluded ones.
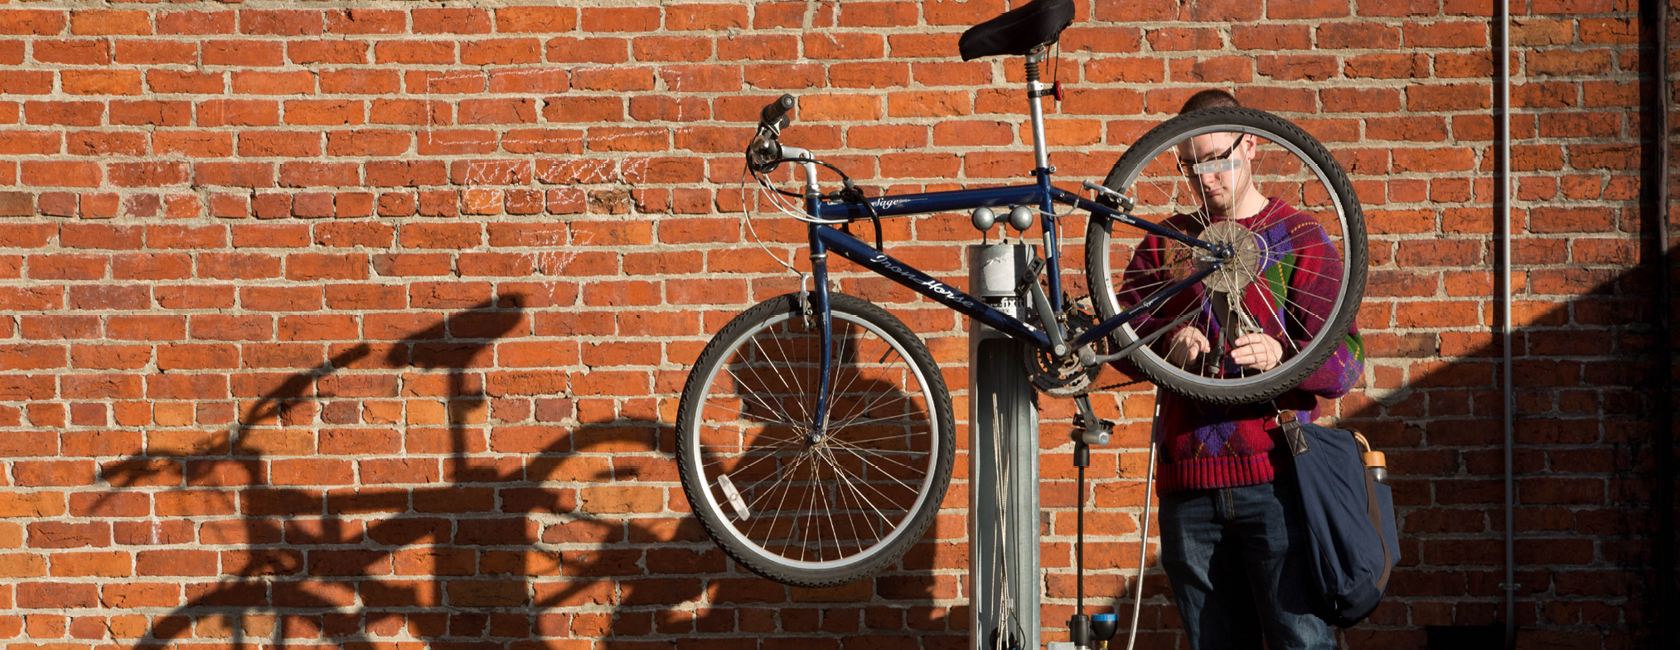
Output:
[1024,47,1050,172]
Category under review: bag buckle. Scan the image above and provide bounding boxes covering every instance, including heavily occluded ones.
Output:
[1276,409,1310,457]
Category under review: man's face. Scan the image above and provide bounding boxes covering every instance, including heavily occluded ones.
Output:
[1176,132,1257,218]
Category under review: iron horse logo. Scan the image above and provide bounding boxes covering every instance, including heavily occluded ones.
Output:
[870,254,976,309]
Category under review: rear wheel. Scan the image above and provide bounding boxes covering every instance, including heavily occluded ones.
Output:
[675,293,954,587]
[1085,107,1367,405]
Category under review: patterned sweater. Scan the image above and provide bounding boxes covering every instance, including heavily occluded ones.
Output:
[1118,197,1365,494]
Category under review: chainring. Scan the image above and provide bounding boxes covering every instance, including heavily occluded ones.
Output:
[1026,300,1113,397]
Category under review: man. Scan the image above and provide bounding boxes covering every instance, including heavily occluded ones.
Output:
[1119,89,1364,649]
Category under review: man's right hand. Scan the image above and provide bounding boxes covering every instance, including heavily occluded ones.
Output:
[1167,327,1212,367]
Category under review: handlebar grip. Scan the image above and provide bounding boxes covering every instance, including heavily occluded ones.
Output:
[760,94,795,128]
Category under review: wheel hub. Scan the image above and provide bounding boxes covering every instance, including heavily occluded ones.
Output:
[1197,220,1263,294]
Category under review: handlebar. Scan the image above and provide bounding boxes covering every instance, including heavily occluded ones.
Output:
[748,94,796,173]
[760,94,795,130]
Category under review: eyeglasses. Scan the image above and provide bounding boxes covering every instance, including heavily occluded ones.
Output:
[1177,134,1246,177]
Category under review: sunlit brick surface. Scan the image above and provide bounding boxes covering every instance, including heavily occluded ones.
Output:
[0,1,1673,648]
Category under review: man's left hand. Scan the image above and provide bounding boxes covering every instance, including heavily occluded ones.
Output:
[1229,333,1282,371]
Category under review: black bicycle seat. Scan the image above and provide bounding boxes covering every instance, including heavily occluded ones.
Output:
[957,0,1076,61]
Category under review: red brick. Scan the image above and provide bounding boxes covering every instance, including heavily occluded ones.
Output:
[156,10,233,35]
[33,40,111,65]
[0,10,68,36]
[374,40,456,65]
[326,9,402,34]
[459,98,539,125]
[495,6,577,33]
[319,68,398,94]
[107,162,188,188]
[108,100,191,127]
[580,7,660,32]
[202,39,284,66]
[546,36,629,64]
[804,32,884,60]
[240,9,322,35]
[71,10,151,35]
[197,99,279,127]
[24,101,103,126]
[0,71,53,95]
[21,161,100,187]
[114,39,195,65]
[18,583,98,609]
[147,70,224,94]
[278,162,359,188]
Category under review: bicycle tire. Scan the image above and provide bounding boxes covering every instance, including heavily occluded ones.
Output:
[675,292,955,587]
[1085,107,1367,405]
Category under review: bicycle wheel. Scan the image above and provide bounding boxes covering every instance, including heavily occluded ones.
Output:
[1085,107,1366,405]
[675,292,954,587]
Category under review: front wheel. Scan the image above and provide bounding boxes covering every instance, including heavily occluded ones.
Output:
[675,293,954,587]
[1085,107,1367,405]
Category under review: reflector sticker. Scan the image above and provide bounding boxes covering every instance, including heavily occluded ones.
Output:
[718,474,751,521]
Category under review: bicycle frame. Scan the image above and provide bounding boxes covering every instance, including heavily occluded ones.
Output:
[776,50,1230,439]
[785,159,1227,438]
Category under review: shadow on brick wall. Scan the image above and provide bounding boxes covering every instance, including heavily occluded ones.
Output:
[1325,267,1674,648]
[94,297,956,648]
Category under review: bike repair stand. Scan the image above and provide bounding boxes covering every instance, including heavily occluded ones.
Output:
[969,243,1123,650]
[969,243,1039,650]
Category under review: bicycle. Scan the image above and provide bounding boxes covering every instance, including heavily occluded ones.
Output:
[674,0,1367,589]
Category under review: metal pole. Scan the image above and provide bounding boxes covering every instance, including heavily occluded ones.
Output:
[969,244,1039,650]
[1496,1,1517,646]
[1645,0,1674,646]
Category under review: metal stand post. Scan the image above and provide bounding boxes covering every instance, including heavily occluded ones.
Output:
[969,244,1039,650]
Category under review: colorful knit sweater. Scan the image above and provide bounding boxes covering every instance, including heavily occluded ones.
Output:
[1118,197,1365,495]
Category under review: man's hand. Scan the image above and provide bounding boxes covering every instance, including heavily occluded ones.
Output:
[1166,328,1283,371]
[1166,327,1211,367]
[1230,333,1282,371]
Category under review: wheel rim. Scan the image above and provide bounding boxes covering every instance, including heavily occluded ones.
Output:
[685,309,942,573]
[1095,120,1357,393]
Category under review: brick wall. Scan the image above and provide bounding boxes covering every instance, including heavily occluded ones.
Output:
[0,1,1672,648]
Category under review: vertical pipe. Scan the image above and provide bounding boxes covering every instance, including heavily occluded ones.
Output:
[1496,1,1516,647]
[1647,0,1674,646]
[1122,396,1161,650]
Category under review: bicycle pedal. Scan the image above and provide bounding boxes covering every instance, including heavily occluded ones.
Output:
[1071,413,1112,446]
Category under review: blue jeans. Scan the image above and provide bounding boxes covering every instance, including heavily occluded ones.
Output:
[1159,477,1337,650]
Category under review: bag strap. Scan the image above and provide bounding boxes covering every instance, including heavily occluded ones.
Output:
[1271,401,1310,456]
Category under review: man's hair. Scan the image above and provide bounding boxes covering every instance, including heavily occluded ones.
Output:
[1179,89,1240,114]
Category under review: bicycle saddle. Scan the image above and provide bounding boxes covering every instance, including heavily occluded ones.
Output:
[957,0,1076,61]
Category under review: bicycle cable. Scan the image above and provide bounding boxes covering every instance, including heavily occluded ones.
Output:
[1123,393,1162,650]
[737,165,805,279]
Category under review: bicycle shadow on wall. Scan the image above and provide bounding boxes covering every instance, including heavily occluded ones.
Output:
[92,297,957,647]
[91,298,650,647]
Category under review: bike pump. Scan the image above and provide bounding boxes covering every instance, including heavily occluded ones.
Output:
[968,242,1039,650]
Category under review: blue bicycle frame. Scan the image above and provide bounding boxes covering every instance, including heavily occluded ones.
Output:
[789,159,1226,438]
[769,50,1231,439]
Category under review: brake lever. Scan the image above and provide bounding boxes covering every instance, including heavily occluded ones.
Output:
[746,129,783,173]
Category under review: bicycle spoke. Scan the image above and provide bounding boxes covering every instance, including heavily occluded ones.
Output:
[825,439,925,494]
[751,327,815,428]
[826,449,883,553]
[824,451,895,536]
